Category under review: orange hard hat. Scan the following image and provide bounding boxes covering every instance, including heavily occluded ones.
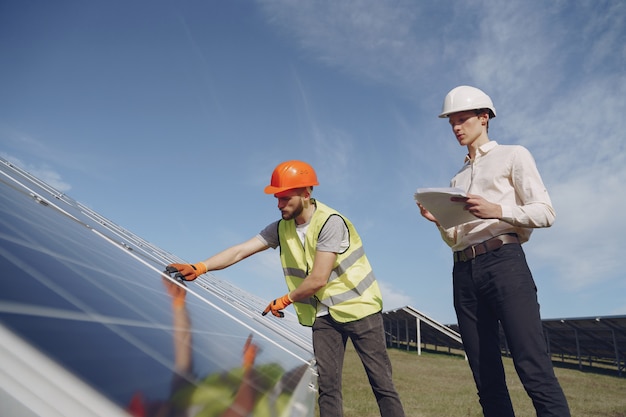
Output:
[264,160,319,194]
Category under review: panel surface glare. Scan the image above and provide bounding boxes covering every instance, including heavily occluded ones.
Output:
[0,158,316,417]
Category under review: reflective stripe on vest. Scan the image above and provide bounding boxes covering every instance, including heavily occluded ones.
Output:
[278,200,382,326]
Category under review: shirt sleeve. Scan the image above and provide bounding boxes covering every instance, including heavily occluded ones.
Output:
[317,215,350,253]
[438,224,457,247]
[256,220,280,249]
[500,146,556,228]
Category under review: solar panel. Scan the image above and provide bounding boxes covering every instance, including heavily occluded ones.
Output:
[527,316,626,375]
[0,157,317,417]
[383,306,463,354]
[383,304,626,377]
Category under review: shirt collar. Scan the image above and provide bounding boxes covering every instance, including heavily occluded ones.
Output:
[464,140,498,163]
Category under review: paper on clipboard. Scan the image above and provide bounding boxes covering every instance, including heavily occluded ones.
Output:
[414,187,478,228]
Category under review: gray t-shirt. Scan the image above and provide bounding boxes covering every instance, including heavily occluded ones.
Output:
[257,214,349,253]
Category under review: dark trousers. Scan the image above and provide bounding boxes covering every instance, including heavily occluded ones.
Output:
[453,243,570,417]
[312,312,405,417]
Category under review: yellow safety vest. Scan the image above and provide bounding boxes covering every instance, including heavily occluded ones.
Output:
[278,200,383,326]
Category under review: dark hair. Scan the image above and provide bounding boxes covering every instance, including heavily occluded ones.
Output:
[474,108,492,132]
[474,108,495,119]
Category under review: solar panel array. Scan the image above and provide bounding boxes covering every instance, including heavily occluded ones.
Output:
[520,316,626,376]
[383,306,463,355]
[0,157,317,417]
[383,305,625,377]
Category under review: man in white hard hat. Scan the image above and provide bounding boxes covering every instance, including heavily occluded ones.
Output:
[418,86,571,417]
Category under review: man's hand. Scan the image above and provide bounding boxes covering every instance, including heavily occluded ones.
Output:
[417,202,440,226]
[261,294,293,318]
[165,262,208,281]
[451,194,502,219]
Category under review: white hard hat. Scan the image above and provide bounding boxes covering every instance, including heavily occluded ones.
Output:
[439,85,496,118]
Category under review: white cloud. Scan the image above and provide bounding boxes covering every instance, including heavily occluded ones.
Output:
[1,152,72,193]
[28,166,72,193]
[379,280,412,310]
[531,168,626,290]
[257,0,438,90]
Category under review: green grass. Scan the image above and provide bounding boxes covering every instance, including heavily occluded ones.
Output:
[315,341,626,417]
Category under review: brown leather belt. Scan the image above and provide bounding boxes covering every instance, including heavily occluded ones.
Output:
[453,234,520,263]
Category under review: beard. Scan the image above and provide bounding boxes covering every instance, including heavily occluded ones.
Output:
[281,200,304,220]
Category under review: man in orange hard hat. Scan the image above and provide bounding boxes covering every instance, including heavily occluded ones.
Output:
[168,160,405,417]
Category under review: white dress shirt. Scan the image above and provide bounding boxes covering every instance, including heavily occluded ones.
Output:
[439,141,555,251]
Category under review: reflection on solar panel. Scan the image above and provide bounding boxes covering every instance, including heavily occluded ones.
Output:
[0,157,317,417]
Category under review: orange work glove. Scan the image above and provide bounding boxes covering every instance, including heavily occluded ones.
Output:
[165,262,207,281]
[262,293,292,318]
[242,334,259,370]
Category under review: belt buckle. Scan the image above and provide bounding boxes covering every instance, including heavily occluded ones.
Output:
[455,249,470,263]
[457,244,476,262]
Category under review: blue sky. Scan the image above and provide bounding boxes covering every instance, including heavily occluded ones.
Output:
[2,0,625,324]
